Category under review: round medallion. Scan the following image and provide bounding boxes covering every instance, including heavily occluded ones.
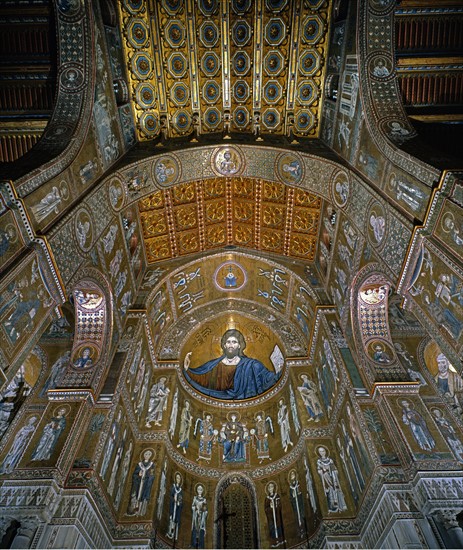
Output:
[57,0,83,17]
[331,169,350,208]
[367,339,395,366]
[214,261,247,292]
[72,344,98,370]
[74,208,93,252]
[368,54,393,80]
[275,152,304,185]
[381,118,414,143]
[153,154,181,187]
[60,65,84,91]
[369,0,395,14]
[3,223,18,245]
[212,146,244,176]
[367,201,387,248]
[108,177,125,211]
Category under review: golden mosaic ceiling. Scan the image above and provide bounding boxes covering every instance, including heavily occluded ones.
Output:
[118,0,331,141]
[138,177,322,263]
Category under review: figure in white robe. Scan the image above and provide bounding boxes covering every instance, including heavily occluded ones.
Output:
[316,446,347,513]
[277,399,293,453]
[0,416,37,474]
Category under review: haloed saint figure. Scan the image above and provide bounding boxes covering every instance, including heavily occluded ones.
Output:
[183,329,281,400]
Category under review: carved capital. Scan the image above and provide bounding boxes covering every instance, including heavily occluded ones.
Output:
[434,509,461,530]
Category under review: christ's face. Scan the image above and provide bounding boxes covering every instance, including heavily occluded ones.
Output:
[224,336,240,358]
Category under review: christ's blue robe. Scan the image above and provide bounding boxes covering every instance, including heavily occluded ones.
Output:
[184,355,280,399]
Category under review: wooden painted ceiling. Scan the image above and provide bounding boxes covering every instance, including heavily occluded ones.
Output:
[118,0,331,141]
[138,177,322,263]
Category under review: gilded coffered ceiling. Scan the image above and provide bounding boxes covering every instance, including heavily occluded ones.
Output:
[138,177,322,263]
[118,0,331,141]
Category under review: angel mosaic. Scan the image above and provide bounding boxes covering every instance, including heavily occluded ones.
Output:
[194,413,218,462]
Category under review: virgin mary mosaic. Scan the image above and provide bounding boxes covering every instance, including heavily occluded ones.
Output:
[182,324,284,400]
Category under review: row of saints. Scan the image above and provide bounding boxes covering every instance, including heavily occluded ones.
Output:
[122,451,341,548]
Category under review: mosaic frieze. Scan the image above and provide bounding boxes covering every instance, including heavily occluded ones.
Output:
[435,198,463,261]
[308,320,342,424]
[0,208,24,273]
[334,397,374,510]
[0,253,57,367]
[0,402,80,475]
[406,242,463,359]
[387,394,456,463]
[328,212,361,320]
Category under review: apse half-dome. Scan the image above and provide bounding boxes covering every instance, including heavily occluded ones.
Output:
[181,314,286,401]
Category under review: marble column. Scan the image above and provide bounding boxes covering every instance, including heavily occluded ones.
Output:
[0,517,14,543]
[10,517,39,549]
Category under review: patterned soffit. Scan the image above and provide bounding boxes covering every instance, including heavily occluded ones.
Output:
[138,177,322,263]
[118,0,331,141]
